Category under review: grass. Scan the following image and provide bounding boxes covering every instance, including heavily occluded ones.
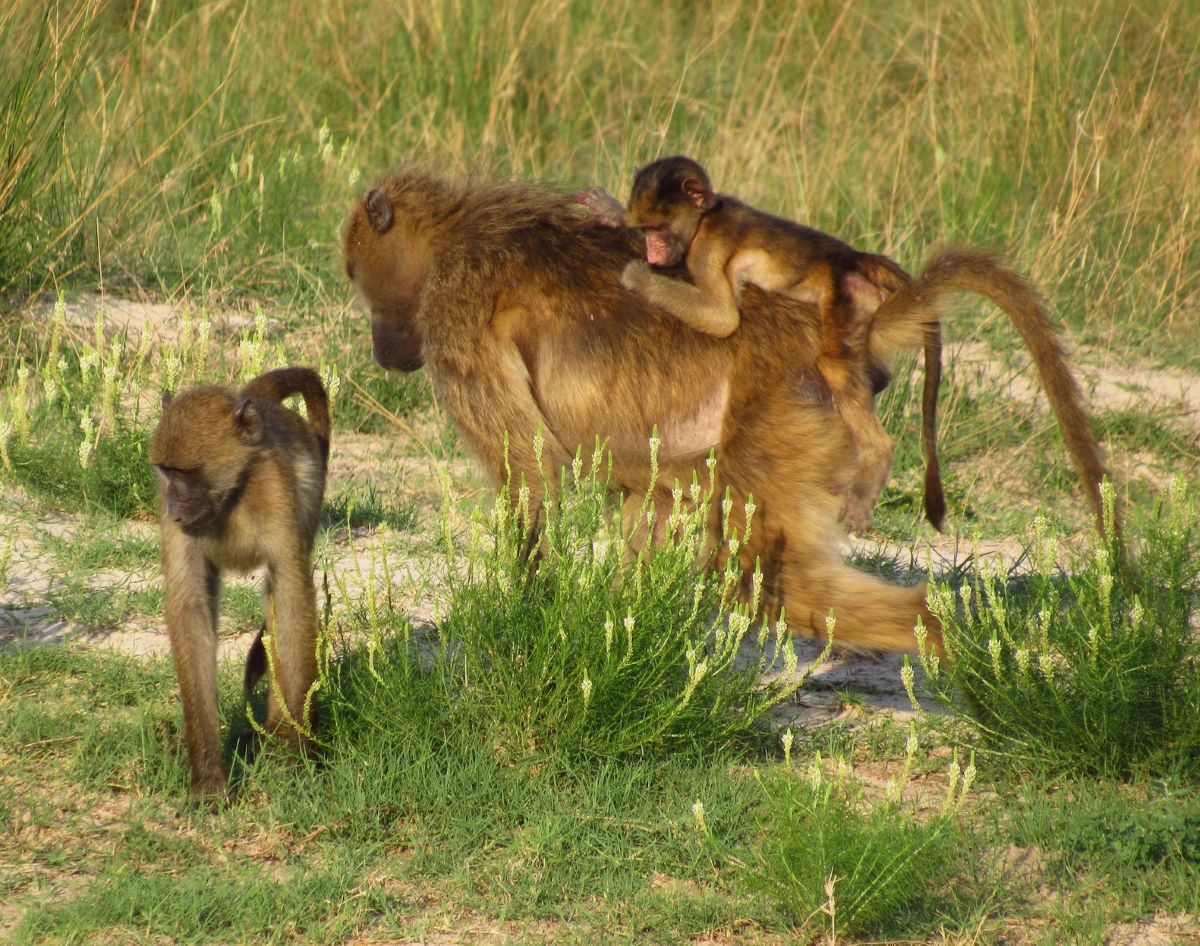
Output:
[736,750,973,939]
[322,482,419,534]
[325,453,820,771]
[0,1,1195,358]
[2,0,1200,942]
[0,4,103,291]
[38,517,158,572]
[1010,778,1200,915]
[46,578,164,629]
[923,479,1200,780]
[5,469,1200,942]
[10,639,1194,943]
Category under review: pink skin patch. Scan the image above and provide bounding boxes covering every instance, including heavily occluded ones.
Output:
[658,379,729,459]
[645,231,673,266]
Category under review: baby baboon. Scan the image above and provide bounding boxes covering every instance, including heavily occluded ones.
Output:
[150,366,330,799]
[618,156,943,533]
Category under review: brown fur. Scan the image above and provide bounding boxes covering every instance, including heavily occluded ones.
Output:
[865,248,1117,540]
[618,156,943,534]
[149,367,329,799]
[340,171,1109,657]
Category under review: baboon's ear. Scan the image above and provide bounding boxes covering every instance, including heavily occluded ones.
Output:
[161,390,174,409]
[234,398,264,444]
[682,177,714,211]
[364,187,394,234]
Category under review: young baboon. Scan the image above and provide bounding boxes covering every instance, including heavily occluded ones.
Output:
[343,171,1111,656]
[150,366,330,799]
[616,156,943,533]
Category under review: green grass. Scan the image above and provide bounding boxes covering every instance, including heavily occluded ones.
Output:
[737,756,971,938]
[416,456,814,762]
[0,303,357,523]
[333,352,436,436]
[21,859,375,946]
[15,646,1193,943]
[38,517,158,571]
[1010,779,1200,915]
[322,482,419,533]
[2,0,1195,539]
[0,644,978,945]
[923,479,1200,779]
[6,469,1200,942]
[46,578,164,629]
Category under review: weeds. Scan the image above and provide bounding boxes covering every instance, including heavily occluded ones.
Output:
[737,737,974,938]
[2,302,157,516]
[46,578,163,629]
[323,442,822,765]
[0,302,342,519]
[923,479,1200,778]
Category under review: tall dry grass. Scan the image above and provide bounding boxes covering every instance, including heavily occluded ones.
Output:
[1,0,1196,354]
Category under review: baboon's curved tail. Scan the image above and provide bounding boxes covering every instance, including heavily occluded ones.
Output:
[871,248,1114,540]
[241,367,331,461]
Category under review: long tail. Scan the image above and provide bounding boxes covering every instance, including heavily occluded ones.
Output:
[870,248,1115,541]
[860,253,946,530]
[241,366,331,460]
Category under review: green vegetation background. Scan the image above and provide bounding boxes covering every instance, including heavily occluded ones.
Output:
[3,0,1198,366]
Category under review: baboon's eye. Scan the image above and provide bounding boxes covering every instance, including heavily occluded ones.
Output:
[158,466,196,481]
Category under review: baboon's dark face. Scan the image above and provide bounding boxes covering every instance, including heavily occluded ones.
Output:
[627,156,715,268]
[157,466,220,532]
[626,196,701,267]
[370,311,424,373]
[624,198,692,267]
[343,187,428,373]
[638,223,689,267]
[149,387,253,533]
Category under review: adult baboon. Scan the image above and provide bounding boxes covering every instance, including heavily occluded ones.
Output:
[343,171,1110,655]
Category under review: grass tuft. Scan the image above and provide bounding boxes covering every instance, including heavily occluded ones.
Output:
[737,745,971,938]
[923,478,1200,778]
[322,445,819,765]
